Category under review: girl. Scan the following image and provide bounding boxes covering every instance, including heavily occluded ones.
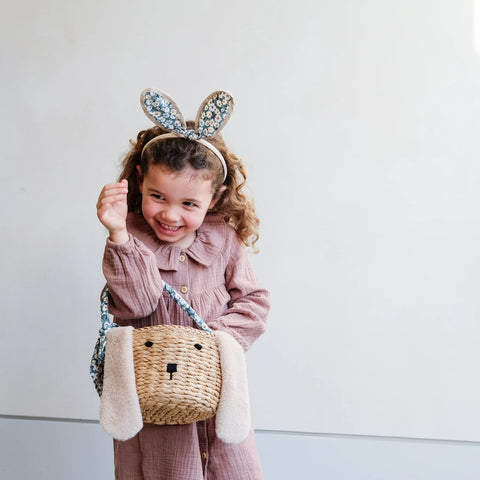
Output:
[96,90,270,480]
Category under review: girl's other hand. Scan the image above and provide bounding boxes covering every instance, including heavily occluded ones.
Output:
[97,179,129,244]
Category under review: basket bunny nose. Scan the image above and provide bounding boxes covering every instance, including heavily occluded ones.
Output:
[167,363,177,379]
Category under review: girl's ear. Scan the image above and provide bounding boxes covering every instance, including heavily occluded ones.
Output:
[136,165,143,194]
[209,185,227,209]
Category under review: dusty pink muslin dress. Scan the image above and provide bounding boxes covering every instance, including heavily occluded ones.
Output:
[102,213,270,480]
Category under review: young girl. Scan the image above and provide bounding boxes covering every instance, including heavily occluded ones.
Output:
[96,90,270,480]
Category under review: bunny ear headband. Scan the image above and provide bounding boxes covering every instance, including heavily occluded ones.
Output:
[140,89,235,181]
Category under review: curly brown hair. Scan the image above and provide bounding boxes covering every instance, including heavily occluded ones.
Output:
[118,123,260,250]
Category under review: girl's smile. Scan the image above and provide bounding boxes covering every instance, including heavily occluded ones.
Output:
[138,164,218,248]
[158,223,182,233]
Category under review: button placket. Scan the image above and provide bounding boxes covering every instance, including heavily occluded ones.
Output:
[177,251,190,298]
[197,421,208,475]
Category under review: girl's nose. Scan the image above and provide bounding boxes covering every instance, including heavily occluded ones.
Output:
[161,206,180,222]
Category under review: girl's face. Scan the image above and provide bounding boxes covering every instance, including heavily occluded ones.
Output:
[138,164,218,248]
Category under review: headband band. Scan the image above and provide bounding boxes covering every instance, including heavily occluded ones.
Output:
[140,89,235,182]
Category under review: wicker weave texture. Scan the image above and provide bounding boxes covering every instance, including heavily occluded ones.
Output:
[133,325,222,425]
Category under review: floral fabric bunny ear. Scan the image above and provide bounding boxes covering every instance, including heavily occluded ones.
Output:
[140,89,234,181]
[140,90,188,135]
[194,91,234,139]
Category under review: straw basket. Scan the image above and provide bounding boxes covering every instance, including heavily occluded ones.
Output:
[133,324,222,425]
[91,283,223,426]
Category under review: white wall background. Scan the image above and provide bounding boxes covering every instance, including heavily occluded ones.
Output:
[1,0,480,443]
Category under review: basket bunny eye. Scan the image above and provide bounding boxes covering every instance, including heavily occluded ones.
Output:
[194,343,203,350]
[145,341,153,348]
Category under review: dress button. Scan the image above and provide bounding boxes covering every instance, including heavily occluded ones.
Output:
[201,451,207,460]
[180,286,188,294]
[179,254,186,262]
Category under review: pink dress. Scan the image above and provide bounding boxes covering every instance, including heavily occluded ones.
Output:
[103,212,270,480]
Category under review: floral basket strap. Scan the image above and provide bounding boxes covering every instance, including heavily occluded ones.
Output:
[162,282,212,332]
[90,286,119,396]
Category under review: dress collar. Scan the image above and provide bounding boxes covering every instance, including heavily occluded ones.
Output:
[126,212,227,271]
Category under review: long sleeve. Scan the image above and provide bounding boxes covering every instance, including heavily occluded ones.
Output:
[208,237,270,351]
[102,234,164,320]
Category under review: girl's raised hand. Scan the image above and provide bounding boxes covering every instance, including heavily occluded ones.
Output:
[97,179,129,244]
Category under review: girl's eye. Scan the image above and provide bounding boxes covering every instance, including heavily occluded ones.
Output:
[183,202,197,208]
[152,194,164,200]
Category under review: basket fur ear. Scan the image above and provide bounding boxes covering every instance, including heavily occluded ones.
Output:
[214,331,251,443]
[99,326,143,441]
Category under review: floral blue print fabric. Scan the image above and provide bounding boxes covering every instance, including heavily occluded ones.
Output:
[162,283,212,332]
[90,287,118,396]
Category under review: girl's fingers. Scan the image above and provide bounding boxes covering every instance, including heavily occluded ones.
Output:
[106,180,128,190]
[97,182,128,208]
[96,181,129,231]
[101,183,128,198]
[97,193,127,208]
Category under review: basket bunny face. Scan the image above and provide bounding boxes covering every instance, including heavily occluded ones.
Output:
[99,325,251,444]
[133,325,222,425]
